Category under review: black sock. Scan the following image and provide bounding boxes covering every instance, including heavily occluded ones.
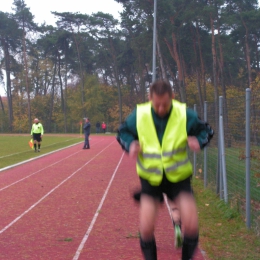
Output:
[133,190,141,202]
[140,237,157,260]
[182,235,199,260]
[34,144,36,149]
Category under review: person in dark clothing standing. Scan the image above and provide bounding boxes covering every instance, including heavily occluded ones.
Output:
[96,121,101,133]
[83,118,91,149]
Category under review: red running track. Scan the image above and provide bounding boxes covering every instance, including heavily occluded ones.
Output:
[0,136,206,260]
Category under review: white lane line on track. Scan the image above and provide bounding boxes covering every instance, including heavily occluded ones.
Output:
[0,140,104,191]
[0,138,103,172]
[0,147,80,192]
[0,140,115,235]
[0,142,82,172]
[72,151,125,260]
[0,139,82,159]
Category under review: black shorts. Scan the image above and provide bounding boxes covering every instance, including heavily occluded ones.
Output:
[140,173,192,202]
[33,133,42,142]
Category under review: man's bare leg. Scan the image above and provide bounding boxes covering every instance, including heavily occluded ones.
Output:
[176,192,199,260]
[139,194,159,260]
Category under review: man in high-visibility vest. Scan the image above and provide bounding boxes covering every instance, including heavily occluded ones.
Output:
[117,80,213,260]
[31,118,44,152]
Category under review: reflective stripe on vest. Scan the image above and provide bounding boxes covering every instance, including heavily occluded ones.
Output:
[136,100,193,186]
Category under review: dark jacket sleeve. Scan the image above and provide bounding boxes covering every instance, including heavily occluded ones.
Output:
[83,122,91,134]
[117,107,214,152]
[116,108,138,153]
[186,108,214,149]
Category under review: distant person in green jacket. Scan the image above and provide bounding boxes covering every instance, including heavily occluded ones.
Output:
[116,80,214,260]
[31,118,44,152]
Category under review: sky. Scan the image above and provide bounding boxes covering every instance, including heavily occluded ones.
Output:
[1,0,123,25]
[0,0,124,96]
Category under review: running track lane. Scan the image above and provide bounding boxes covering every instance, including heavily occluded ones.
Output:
[0,135,206,260]
[76,141,205,260]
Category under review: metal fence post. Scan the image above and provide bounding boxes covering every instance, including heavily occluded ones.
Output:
[246,88,251,228]
[219,96,228,203]
[193,104,197,176]
[204,101,208,187]
[219,97,222,198]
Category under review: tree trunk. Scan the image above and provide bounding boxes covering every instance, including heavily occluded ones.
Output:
[64,50,68,133]
[0,95,5,114]
[2,38,13,131]
[108,38,122,124]
[196,21,206,101]
[72,31,86,117]
[57,52,67,133]
[217,25,231,147]
[241,20,257,143]
[196,69,204,115]
[34,58,40,96]
[254,35,259,73]
[191,25,203,112]
[48,61,57,132]
[22,27,31,129]
[242,19,252,87]
[156,31,167,80]
[164,31,185,101]
[165,58,181,98]
[137,51,146,102]
[210,14,219,131]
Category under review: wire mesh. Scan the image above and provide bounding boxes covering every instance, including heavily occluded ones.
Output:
[189,91,260,235]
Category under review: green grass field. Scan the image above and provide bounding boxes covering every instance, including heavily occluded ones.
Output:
[0,134,83,169]
[1,134,260,259]
[193,177,260,259]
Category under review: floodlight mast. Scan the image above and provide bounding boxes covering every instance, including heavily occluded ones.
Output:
[152,0,157,82]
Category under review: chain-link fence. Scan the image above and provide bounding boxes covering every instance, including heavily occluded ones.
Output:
[189,89,260,236]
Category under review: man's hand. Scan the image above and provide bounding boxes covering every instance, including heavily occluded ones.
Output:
[129,140,141,158]
[188,136,200,152]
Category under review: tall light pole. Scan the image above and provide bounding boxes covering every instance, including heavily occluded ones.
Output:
[152,0,157,82]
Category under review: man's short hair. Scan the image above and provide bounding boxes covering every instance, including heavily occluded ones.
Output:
[149,80,172,97]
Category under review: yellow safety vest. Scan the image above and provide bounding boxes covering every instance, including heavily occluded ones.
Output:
[136,100,193,186]
[31,123,44,135]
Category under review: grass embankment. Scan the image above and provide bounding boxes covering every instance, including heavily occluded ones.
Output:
[193,177,260,260]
